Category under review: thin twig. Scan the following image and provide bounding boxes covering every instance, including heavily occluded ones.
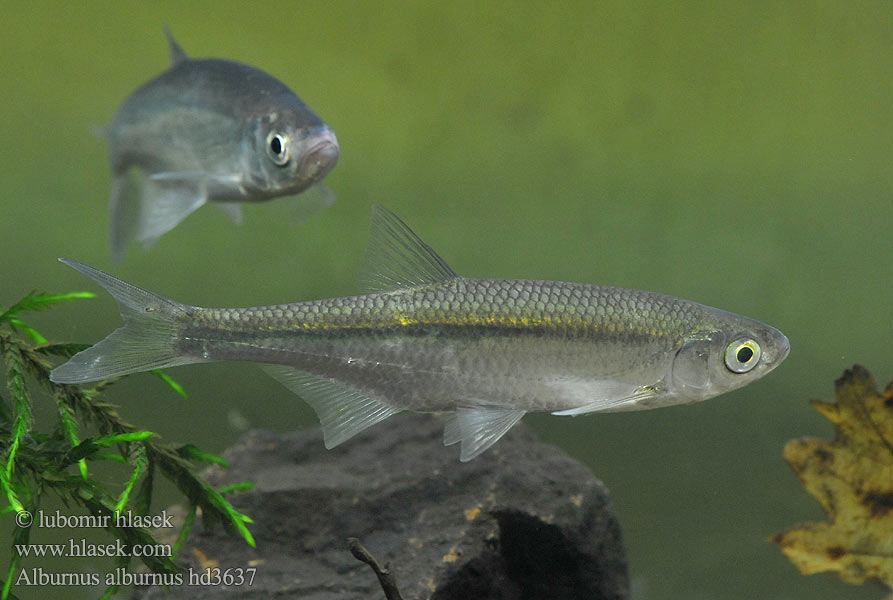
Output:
[347,537,404,600]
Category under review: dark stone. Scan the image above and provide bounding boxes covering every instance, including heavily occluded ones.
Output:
[135,414,628,599]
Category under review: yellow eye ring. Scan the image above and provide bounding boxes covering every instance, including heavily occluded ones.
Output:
[724,338,761,373]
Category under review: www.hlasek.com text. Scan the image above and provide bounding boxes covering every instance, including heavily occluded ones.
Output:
[16,537,170,559]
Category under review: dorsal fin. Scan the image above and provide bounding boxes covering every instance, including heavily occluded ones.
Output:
[359,205,459,292]
[163,26,188,66]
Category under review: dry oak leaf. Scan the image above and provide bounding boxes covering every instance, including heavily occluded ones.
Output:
[771,365,893,595]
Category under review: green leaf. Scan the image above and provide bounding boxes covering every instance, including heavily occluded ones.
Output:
[2,515,31,600]
[150,369,187,399]
[114,446,146,514]
[0,291,95,323]
[172,504,197,558]
[148,446,255,548]
[64,432,154,464]
[8,319,46,345]
[2,342,28,412]
[93,431,154,446]
[55,393,87,480]
[0,392,10,425]
[218,481,254,495]
[1,343,30,514]
[177,444,228,467]
[211,490,255,548]
[134,460,155,516]
[81,496,178,576]
[0,471,24,516]
[91,452,126,464]
[99,555,132,600]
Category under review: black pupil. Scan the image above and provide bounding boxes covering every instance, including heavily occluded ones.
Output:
[270,136,283,155]
[736,346,754,363]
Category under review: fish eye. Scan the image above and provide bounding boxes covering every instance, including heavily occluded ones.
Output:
[724,338,761,373]
[266,132,290,166]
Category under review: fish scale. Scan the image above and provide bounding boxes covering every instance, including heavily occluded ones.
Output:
[174,280,694,416]
[194,279,695,338]
[50,206,789,461]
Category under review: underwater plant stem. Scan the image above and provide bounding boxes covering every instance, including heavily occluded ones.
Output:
[348,537,404,600]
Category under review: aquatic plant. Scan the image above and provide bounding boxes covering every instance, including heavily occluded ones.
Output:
[0,290,254,599]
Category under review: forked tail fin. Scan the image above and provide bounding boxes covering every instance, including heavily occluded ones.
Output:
[50,259,203,384]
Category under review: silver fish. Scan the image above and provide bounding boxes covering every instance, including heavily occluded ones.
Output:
[51,207,789,461]
[105,30,340,259]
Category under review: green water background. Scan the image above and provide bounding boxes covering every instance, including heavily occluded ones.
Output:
[1,2,890,598]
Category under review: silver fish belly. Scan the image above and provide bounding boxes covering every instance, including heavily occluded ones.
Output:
[105,29,339,259]
[51,207,789,461]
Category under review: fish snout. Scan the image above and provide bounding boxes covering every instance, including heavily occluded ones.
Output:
[759,327,790,370]
[773,332,791,365]
[299,129,340,182]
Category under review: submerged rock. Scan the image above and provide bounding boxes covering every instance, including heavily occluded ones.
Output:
[136,414,628,599]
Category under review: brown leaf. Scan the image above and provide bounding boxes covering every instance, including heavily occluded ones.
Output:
[771,365,893,594]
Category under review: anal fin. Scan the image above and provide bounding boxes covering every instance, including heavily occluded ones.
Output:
[444,407,525,462]
[263,366,401,449]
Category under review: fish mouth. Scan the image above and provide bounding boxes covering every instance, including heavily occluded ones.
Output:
[766,331,791,368]
[777,333,791,364]
[299,130,340,182]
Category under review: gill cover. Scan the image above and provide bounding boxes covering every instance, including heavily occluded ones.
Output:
[671,333,712,394]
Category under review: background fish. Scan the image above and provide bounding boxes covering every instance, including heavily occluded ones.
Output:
[50,207,789,461]
[105,30,340,260]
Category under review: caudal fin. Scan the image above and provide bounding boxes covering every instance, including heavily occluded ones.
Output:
[50,259,202,384]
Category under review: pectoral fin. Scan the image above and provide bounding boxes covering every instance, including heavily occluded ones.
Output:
[263,366,401,448]
[109,171,139,261]
[136,177,206,248]
[444,407,526,462]
[288,184,335,225]
[139,172,248,243]
[148,171,242,184]
[550,380,662,415]
[214,202,244,225]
